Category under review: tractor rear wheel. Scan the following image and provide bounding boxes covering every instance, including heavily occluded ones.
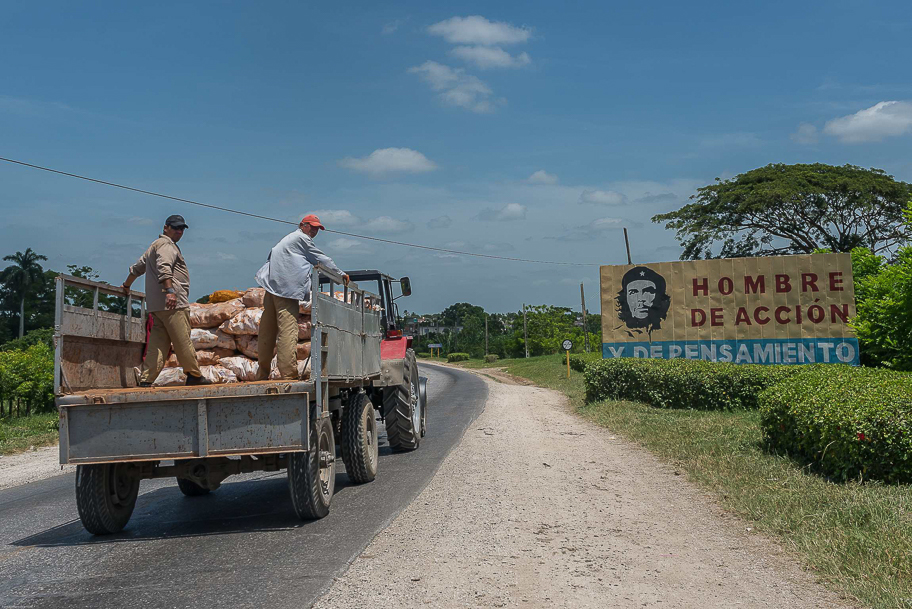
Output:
[383,349,421,452]
[340,391,379,483]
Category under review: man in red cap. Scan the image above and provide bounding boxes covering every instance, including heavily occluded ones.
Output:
[254,214,349,380]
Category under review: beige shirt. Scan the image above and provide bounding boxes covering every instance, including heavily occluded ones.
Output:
[129,235,191,312]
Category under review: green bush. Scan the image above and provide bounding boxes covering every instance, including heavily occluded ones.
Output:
[484,354,499,364]
[447,352,470,363]
[0,343,55,414]
[417,352,432,358]
[569,352,601,373]
[584,358,799,411]
[0,327,54,352]
[760,365,912,483]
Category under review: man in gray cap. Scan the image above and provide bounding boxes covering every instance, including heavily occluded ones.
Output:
[122,215,210,386]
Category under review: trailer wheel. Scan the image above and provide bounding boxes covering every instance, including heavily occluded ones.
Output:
[384,349,421,452]
[340,391,379,483]
[176,477,211,497]
[288,416,336,519]
[418,376,428,438]
[75,463,140,535]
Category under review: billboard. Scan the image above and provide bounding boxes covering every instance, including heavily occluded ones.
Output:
[599,253,858,365]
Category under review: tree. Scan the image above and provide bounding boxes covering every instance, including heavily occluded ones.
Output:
[652,164,912,260]
[0,249,48,338]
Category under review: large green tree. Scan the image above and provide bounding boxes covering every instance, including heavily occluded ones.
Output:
[0,249,48,338]
[653,163,912,260]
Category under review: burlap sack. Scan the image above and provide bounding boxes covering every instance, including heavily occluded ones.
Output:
[190,328,219,350]
[298,318,312,340]
[242,288,265,308]
[219,356,259,382]
[164,350,221,368]
[296,341,311,360]
[214,329,237,351]
[153,367,186,387]
[220,308,263,336]
[190,299,245,329]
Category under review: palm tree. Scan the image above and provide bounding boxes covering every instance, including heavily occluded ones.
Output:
[1,249,48,338]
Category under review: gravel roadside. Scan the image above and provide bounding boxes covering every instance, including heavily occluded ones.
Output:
[313,371,856,609]
[0,445,72,491]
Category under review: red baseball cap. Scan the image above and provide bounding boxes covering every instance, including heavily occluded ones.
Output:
[301,214,325,230]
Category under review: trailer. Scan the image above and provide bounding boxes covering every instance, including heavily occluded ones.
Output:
[54,265,426,535]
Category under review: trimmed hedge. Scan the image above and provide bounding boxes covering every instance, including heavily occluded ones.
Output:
[569,352,602,373]
[484,354,499,364]
[760,366,912,483]
[584,357,799,411]
[447,352,470,363]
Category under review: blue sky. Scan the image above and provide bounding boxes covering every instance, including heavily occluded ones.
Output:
[2,1,910,313]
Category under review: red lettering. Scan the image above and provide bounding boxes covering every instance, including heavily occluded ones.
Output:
[710,308,724,326]
[691,309,706,327]
[718,277,733,295]
[744,275,765,294]
[795,305,803,324]
[776,274,791,293]
[735,307,751,325]
[830,303,850,323]
[829,272,844,292]
[775,306,791,324]
[754,306,771,325]
[808,305,825,324]
[802,273,819,292]
[692,278,708,296]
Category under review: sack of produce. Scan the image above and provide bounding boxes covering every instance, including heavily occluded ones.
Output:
[219,356,259,382]
[199,364,238,384]
[214,329,237,351]
[190,299,245,328]
[298,318,312,340]
[242,287,265,308]
[267,356,311,380]
[164,350,221,368]
[153,367,186,387]
[212,347,236,359]
[190,328,218,349]
[299,299,312,315]
[209,290,242,303]
[235,334,266,359]
[220,308,263,336]
[296,341,311,360]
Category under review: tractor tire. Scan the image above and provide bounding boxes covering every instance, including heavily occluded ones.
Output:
[340,391,379,484]
[383,349,421,452]
[176,477,211,497]
[288,416,336,520]
[75,463,140,535]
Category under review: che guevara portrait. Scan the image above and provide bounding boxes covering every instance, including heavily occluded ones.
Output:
[615,266,671,338]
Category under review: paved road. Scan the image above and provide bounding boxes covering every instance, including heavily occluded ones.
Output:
[0,364,486,609]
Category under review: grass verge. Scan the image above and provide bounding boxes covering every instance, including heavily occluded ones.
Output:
[451,355,912,609]
[0,412,59,455]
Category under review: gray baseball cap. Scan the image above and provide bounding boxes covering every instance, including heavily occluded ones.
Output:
[165,214,188,229]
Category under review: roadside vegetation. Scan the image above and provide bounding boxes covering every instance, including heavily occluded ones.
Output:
[448,354,912,609]
[0,412,58,454]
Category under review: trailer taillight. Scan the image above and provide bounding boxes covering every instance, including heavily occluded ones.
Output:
[387,329,402,338]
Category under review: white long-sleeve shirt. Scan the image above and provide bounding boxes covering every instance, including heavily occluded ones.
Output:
[255,230,344,300]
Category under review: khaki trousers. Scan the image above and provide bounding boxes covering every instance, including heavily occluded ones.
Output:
[140,309,201,384]
[257,291,299,380]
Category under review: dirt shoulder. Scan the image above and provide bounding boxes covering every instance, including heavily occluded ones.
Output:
[0,445,72,491]
[314,369,855,608]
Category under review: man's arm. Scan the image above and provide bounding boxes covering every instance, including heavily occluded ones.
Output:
[153,245,179,309]
[123,252,148,294]
[300,237,349,283]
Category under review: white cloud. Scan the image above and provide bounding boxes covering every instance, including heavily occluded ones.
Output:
[312,209,361,226]
[126,216,156,226]
[528,169,558,185]
[823,101,912,143]
[449,46,531,69]
[338,148,438,176]
[369,216,415,233]
[408,61,498,113]
[329,237,368,251]
[382,20,401,35]
[791,123,819,145]
[579,189,626,206]
[428,215,452,229]
[559,217,625,240]
[477,202,526,221]
[427,15,532,46]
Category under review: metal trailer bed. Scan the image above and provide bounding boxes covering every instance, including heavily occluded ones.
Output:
[54,265,383,533]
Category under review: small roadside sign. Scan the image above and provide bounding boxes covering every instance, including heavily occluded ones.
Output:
[428,343,443,359]
[562,339,573,351]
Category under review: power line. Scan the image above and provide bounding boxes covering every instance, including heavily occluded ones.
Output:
[0,156,601,267]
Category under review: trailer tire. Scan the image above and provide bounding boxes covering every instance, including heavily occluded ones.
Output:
[340,391,379,484]
[176,477,211,497]
[384,349,421,452]
[75,463,139,535]
[288,416,336,519]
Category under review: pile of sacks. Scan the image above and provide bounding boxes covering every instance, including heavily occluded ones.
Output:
[153,287,314,386]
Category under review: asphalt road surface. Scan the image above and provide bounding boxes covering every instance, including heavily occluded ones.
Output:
[0,363,486,609]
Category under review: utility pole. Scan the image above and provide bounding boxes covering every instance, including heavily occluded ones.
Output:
[453,317,458,351]
[523,304,529,359]
[485,313,488,356]
[623,228,633,265]
[580,283,590,353]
